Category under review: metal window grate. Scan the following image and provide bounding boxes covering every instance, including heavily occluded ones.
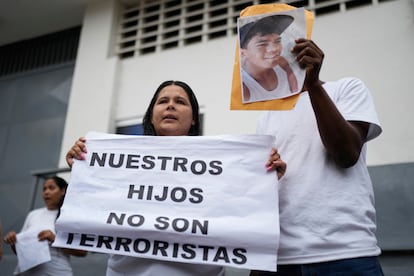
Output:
[115,0,394,59]
[0,26,81,77]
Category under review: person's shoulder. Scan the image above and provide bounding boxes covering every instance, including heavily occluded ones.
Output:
[326,76,365,87]
[324,77,369,95]
[28,207,48,216]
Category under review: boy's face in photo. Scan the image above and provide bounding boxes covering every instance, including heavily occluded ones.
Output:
[241,32,283,70]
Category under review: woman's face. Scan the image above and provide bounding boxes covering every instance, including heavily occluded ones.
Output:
[42,179,65,210]
[151,85,195,136]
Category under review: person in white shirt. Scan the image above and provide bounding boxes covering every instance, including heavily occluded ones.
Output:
[3,176,87,275]
[251,38,384,275]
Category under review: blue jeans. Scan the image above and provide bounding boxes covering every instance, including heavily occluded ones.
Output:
[251,256,384,276]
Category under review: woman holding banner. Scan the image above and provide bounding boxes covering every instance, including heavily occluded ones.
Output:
[65,80,286,276]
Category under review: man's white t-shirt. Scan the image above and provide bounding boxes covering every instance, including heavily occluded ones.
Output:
[256,77,382,264]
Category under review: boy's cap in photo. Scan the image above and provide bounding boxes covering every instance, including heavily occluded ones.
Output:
[239,14,294,48]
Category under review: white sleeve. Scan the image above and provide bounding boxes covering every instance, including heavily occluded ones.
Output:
[335,77,382,141]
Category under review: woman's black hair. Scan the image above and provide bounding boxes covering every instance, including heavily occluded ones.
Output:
[45,176,68,219]
[142,80,201,136]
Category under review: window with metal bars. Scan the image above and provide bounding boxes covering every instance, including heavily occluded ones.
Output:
[115,0,394,59]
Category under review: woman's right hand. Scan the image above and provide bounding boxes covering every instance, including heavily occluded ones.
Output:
[3,231,17,246]
[66,137,87,168]
[266,148,287,180]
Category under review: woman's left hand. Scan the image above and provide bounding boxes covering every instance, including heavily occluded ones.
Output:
[266,148,287,180]
[38,230,55,243]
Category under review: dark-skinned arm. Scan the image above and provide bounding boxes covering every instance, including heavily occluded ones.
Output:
[62,248,88,257]
[292,39,369,168]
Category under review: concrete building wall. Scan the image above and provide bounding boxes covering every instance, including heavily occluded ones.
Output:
[60,0,414,169]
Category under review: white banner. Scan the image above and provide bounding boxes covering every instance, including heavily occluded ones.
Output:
[54,132,279,271]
